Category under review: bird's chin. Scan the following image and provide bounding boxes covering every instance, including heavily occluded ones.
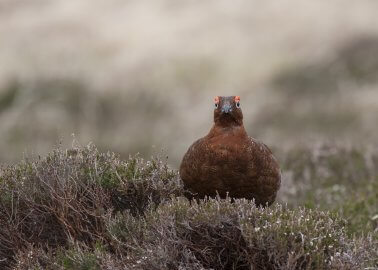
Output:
[220,113,234,118]
[216,115,241,126]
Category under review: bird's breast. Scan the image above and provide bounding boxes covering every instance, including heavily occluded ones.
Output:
[203,138,252,175]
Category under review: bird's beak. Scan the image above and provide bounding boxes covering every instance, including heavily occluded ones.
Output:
[221,103,232,114]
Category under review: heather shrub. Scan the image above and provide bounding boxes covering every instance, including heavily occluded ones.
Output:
[0,144,376,269]
[0,144,183,269]
[110,198,374,270]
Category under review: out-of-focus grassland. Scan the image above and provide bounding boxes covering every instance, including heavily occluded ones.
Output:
[1,0,378,167]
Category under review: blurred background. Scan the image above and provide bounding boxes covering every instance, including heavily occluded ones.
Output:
[1,0,378,167]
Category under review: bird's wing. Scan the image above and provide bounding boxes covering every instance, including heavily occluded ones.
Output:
[248,136,281,176]
[179,137,206,178]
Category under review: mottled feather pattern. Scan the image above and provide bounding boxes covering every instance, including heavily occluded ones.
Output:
[180,96,281,206]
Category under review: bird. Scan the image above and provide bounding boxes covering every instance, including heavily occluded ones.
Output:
[180,96,281,206]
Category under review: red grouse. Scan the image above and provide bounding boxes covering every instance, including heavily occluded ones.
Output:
[180,96,281,206]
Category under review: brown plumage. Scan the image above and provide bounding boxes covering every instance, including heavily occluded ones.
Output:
[180,96,281,206]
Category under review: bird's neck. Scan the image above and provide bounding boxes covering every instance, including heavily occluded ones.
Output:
[207,123,248,138]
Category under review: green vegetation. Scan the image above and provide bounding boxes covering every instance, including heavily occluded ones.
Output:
[0,144,377,269]
[279,145,378,236]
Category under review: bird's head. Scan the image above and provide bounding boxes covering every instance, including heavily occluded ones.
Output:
[213,96,243,127]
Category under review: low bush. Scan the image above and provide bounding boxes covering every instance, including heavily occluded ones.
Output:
[0,144,376,269]
[0,144,183,269]
[110,198,375,270]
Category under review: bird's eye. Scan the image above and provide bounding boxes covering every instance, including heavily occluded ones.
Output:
[235,96,241,108]
[214,96,220,109]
